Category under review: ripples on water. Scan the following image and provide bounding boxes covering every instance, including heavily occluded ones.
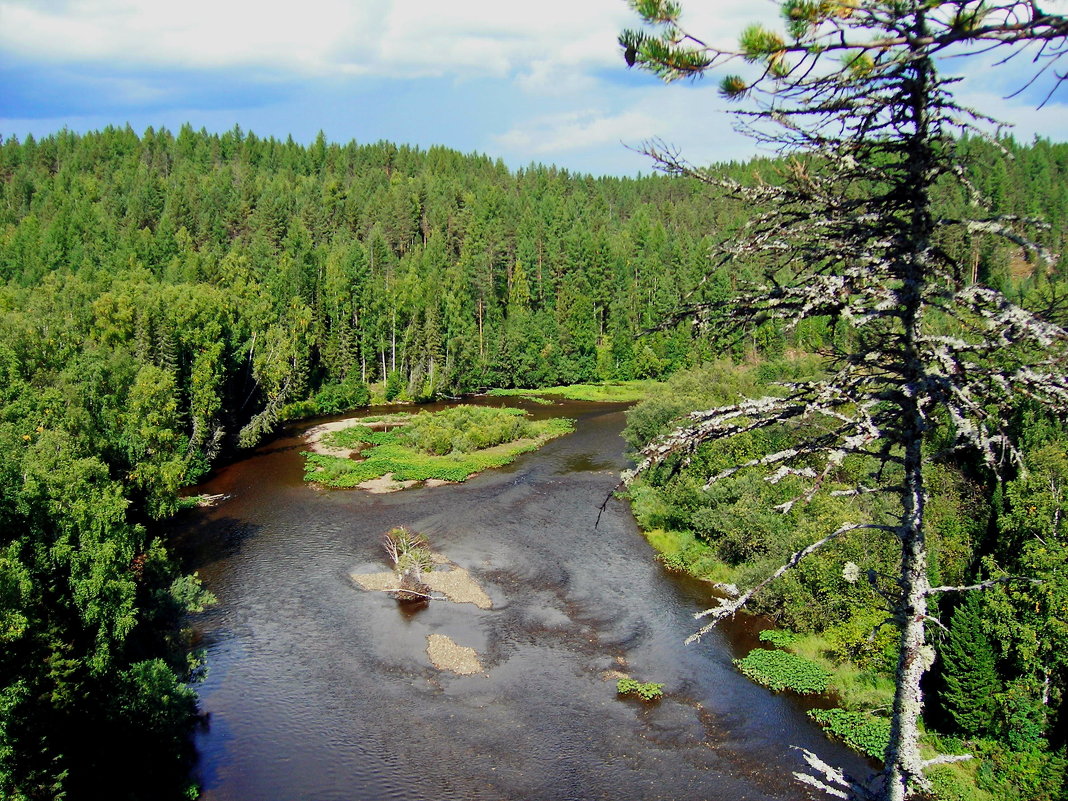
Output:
[172,399,870,801]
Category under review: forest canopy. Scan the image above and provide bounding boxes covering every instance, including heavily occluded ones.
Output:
[0,124,1065,799]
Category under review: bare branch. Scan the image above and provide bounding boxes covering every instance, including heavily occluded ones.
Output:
[925,576,1042,596]
[686,523,892,643]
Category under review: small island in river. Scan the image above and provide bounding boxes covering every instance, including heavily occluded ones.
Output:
[302,404,574,490]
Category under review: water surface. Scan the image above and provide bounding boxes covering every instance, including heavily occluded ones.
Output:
[173,398,869,800]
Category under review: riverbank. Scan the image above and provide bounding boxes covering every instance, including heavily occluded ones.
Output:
[486,379,663,404]
[631,501,986,799]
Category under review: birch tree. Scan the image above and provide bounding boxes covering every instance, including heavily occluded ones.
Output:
[619,2,1068,799]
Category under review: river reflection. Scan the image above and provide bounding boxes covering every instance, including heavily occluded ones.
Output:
[171,398,869,801]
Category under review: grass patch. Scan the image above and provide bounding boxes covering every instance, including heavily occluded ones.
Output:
[759,628,799,648]
[734,649,831,694]
[487,380,664,403]
[324,426,402,448]
[305,407,574,488]
[641,527,738,584]
[786,633,896,710]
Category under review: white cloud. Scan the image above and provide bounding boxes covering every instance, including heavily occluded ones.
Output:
[0,0,775,82]
[0,0,379,72]
[491,83,761,172]
[0,0,625,79]
[494,107,661,155]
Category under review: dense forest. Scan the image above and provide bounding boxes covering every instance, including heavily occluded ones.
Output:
[0,125,1065,799]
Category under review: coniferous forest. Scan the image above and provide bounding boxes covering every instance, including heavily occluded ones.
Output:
[0,125,1066,799]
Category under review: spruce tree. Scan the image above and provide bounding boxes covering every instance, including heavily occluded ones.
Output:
[941,592,1001,738]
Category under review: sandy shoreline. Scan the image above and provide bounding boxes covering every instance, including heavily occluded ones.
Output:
[303,418,367,457]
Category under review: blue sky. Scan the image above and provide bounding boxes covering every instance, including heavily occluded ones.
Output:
[1,0,1066,177]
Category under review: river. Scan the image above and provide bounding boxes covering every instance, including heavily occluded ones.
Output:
[171,398,870,800]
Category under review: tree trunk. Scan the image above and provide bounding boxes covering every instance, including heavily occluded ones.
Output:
[883,431,932,801]
[883,24,937,799]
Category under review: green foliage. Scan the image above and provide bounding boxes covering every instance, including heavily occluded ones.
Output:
[973,740,1068,801]
[734,648,831,694]
[324,424,402,448]
[399,405,531,455]
[304,379,372,417]
[384,370,405,402]
[808,708,892,761]
[487,380,662,403]
[616,678,665,701]
[383,527,434,574]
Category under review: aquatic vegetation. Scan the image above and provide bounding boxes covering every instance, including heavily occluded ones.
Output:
[758,629,798,648]
[616,678,664,701]
[733,649,830,695]
[808,708,892,761]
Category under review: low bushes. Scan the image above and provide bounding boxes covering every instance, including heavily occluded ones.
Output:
[399,405,532,455]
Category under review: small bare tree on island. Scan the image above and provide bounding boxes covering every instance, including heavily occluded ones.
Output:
[619,2,1068,799]
[382,527,434,603]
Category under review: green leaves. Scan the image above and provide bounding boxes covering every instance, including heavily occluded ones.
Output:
[629,0,682,25]
[619,1,711,82]
[719,75,750,99]
[740,24,787,61]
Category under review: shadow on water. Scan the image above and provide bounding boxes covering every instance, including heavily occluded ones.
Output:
[171,399,872,801]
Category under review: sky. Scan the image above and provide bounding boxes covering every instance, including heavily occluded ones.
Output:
[1,0,1066,177]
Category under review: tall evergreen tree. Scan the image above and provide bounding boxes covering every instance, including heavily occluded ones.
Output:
[941,592,1001,737]
[621,2,1068,799]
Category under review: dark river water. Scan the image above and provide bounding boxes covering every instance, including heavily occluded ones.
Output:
[171,398,870,801]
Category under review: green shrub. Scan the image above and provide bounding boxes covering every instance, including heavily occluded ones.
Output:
[312,379,371,414]
[384,370,404,401]
[617,678,664,701]
[808,708,891,760]
[974,740,1068,801]
[927,764,992,801]
[383,527,433,573]
[400,405,533,454]
[734,649,831,694]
